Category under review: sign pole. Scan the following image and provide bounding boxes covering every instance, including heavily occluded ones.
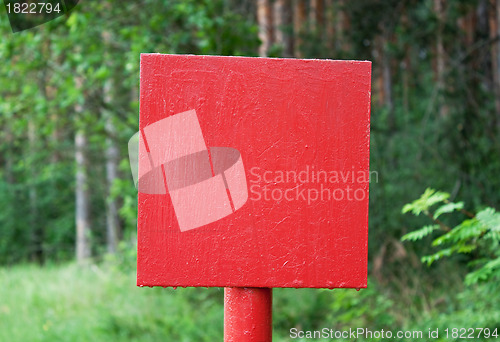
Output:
[224,287,273,342]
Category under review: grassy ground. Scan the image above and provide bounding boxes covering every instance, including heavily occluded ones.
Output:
[0,263,225,342]
[1,261,498,341]
[0,261,382,342]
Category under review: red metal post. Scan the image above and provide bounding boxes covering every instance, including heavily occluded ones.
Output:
[224,287,273,342]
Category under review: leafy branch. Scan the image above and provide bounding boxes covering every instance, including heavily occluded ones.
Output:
[401,188,500,285]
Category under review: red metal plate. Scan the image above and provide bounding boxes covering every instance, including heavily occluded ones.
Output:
[137,54,371,288]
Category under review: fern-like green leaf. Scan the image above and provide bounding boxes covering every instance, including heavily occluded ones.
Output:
[402,189,500,286]
[465,266,493,285]
[432,231,453,246]
[421,247,455,266]
[401,203,414,214]
[433,201,464,219]
[451,218,486,242]
[401,188,449,216]
[402,225,440,242]
[465,257,500,285]
[477,207,500,232]
[456,244,477,254]
[432,219,485,246]
[484,230,500,244]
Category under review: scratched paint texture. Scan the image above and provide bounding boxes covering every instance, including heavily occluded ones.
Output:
[224,288,272,341]
[138,54,371,288]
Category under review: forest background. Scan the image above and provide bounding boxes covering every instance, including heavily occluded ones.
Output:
[1,0,499,341]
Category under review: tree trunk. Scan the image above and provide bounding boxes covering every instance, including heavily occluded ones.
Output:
[490,0,500,129]
[325,0,335,52]
[496,0,500,129]
[75,124,91,264]
[257,0,274,57]
[50,113,61,163]
[382,30,395,129]
[401,10,411,116]
[293,0,307,57]
[434,0,448,118]
[274,0,294,57]
[28,120,43,264]
[4,130,14,186]
[457,8,476,47]
[309,0,324,31]
[375,35,385,108]
[335,0,348,52]
[374,27,394,127]
[103,80,121,254]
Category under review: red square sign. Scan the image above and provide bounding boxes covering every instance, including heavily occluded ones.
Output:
[137,54,371,289]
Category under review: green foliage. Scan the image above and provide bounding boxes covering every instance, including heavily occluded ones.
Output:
[402,188,450,216]
[406,282,500,342]
[402,224,440,242]
[402,188,500,285]
[2,261,498,342]
[433,201,464,219]
[0,0,258,264]
[0,263,224,342]
[0,262,400,342]
[1,0,500,339]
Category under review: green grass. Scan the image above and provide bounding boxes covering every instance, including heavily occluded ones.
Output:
[0,261,385,341]
[0,263,224,342]
[2,261,498,341]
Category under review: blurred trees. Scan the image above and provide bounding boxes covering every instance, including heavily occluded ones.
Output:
[0,0,499,335]
[0,0,498,300]
[255,0,500,260]
[0,0,258,264]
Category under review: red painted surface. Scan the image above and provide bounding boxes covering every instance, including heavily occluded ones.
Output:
[137,54,371,289]
[134,109,248,231]
[224,288,272,342]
